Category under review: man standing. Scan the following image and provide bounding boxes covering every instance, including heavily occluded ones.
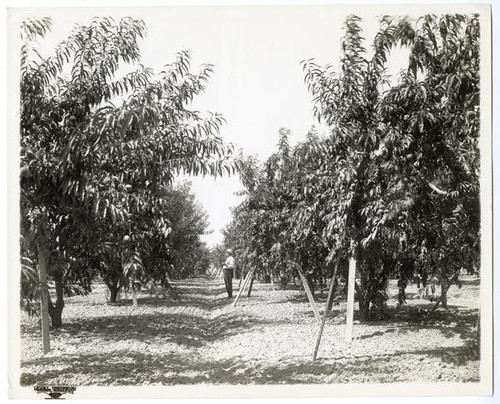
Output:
[222,249,235,299]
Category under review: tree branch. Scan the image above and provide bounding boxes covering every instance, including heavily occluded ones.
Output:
[428,182,448,196]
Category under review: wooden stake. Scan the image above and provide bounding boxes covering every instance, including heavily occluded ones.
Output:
[38,249,50,354]
[212,266,221,279]
[295,265,321,322]
[232,268,254,307]
[345,254,356,342]
[313,261,340,361]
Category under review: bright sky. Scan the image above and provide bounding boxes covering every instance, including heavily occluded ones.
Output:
[13,5,351,246]
[8,3,486,247]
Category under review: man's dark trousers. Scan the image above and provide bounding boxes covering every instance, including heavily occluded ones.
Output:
[223,268,234,298]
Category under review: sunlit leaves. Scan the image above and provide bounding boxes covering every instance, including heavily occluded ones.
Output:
[229,13,481,318]
[20,17,237,313]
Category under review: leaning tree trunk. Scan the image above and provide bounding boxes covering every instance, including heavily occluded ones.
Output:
[429,272,459,316]
[247,275,255,297]
[440,273,448,309]
[327,277,338,312]
[48,269,65,328]
[238,268,245,288]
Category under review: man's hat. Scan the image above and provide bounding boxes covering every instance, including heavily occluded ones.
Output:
[226,249,233,254]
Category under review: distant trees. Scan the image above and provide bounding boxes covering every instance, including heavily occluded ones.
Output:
[20,17,237,325]
[209,244,227,272]
[100,181,212,303]
[226,14,481,319]
[162,182,213,279]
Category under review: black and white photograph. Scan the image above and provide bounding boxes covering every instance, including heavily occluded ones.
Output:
[5,1,494,400]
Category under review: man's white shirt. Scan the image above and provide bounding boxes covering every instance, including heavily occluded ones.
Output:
[224,256,235,269]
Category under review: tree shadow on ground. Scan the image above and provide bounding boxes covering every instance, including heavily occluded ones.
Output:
[101,280,230,310]
[285,294,315,305]
[20,342,480,387]
[360,305,480,342]
[358,327,398,340]
[50,310,275,349]
[274,289,348,306]
[455,277,480,286]
[173,284,225,296]
[131,293,228,310]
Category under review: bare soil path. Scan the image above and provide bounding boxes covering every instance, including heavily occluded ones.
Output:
[20,275,481,385]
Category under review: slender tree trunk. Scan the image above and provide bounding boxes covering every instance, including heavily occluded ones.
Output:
[247,275,255,297]
[440,274,448,309]
[358,298,370,320]
[355,275,371,321]
[429,272,459,316]
[48,269,65,328]
[37,248,50,353]
[238,268,245,288]
[327,277,338,312]
[132,288,138,308]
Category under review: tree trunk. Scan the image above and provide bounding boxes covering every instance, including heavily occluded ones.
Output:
[429,272,459,316]
[48,269,65,328]
[327,277,338,311]
[104,278,121,303]
[238,268,245,288]
[358,298,370,320]
[109,285,120,303]
[247,276,255,297]
[279,276,289,290]
[132,288,138,308]
[356,282,371,320]
[440,274,448,309]
[37,248,50,353]
[354,280,370,320]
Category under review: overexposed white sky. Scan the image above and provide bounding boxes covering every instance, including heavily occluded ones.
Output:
[7,3,487,246]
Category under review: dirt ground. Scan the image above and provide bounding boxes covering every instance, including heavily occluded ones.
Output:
[19,274,481,386]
